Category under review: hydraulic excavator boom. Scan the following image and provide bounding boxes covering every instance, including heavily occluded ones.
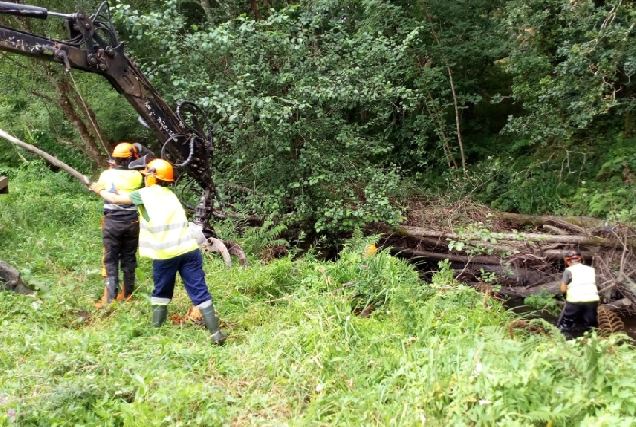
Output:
[0,1,245,264]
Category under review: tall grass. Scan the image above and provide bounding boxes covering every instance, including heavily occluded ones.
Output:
[1,163,636,426]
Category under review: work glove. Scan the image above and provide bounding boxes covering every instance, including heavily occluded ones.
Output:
[129,153,155,170]
[133,143,155,158]
[89,182,105,194]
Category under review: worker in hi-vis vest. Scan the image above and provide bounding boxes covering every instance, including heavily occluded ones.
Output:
[91,158,227,345]
[556,249,599,333]
[91,142,143,308]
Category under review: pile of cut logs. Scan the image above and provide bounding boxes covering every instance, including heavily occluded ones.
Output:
[382,212,636,311]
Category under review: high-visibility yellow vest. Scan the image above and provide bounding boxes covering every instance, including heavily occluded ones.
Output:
[566,263,599,303]
[97,169,143,212]
[136,185,198,259]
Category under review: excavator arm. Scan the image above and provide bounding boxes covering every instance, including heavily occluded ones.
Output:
[0,1,245,265]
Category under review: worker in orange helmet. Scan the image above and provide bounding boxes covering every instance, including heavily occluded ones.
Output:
[91,158,228,345]
[556,249,599,335]
[90,142,143,307]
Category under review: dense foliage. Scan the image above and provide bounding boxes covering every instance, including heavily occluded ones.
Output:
[2,167,636,426]
[2,0,636,232]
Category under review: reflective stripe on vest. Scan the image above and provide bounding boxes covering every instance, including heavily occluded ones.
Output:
[104,202,138,211]
[98,169,143,213]
[136,185,198,259]
[566,263,599,303]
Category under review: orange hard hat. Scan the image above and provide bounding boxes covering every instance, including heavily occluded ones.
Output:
[112,142,139,159]
[564,249,582,264]
[142,159,174,182]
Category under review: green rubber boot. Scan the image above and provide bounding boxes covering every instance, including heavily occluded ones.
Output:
[200,303,228,345]
[152,305,168,328]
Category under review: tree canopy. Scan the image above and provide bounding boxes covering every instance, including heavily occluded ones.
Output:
[2,0,636,230]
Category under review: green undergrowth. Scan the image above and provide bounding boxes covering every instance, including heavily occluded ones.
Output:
[2,165,636,426]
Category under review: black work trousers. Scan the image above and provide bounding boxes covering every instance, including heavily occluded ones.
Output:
[557,301,598,331]
[102,215,139,277]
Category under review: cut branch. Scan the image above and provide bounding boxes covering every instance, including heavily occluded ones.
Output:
[0,129,90,186]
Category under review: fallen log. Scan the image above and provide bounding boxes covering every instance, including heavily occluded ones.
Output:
[0,260,33,295]
[390,248,500,264]
[393,247,597,264]
[461,265,558,287]
[473,280,562,298]
[603,298,633,311]
[542,225,569,235]
[395,226,632,249]
[492,212,601,230]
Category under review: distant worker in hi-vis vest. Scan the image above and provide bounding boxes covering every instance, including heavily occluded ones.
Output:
[91,142,143,308]
[91,158,228,345]
[557,249,599,333]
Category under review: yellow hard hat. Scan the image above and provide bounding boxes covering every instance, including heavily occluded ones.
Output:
[111,142,139,159]
[142,159,174,182]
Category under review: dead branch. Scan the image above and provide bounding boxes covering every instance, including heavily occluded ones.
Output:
[492,212,600,230]
[391,248,500,264]
[542,224,570,235]
[0,129,90,186]
[396,226,630,249]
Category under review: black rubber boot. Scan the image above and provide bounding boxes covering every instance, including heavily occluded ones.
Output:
[95,276,119,309]
[200,304,228,345]
[105,276,119,303]
[152,305,168,328]
[123,270,135,300]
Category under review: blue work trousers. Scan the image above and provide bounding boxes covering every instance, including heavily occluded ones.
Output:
[152,249,212,306]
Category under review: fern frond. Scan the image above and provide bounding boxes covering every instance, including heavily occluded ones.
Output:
[598,306,624,337]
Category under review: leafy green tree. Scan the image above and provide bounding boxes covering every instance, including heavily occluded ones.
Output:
[502,0,636,143]
[112,0,510,232]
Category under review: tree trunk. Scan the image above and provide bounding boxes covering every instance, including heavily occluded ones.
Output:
[199,0,214,22]
[493,212,600,231]
[249,0,261,20]
[422,1,466,171]
[395,226,631,249]
[52,76,110,168]
[65,78,111,155]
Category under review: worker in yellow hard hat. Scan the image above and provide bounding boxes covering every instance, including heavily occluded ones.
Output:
[91,158,228,345]
[90,142,143,308]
